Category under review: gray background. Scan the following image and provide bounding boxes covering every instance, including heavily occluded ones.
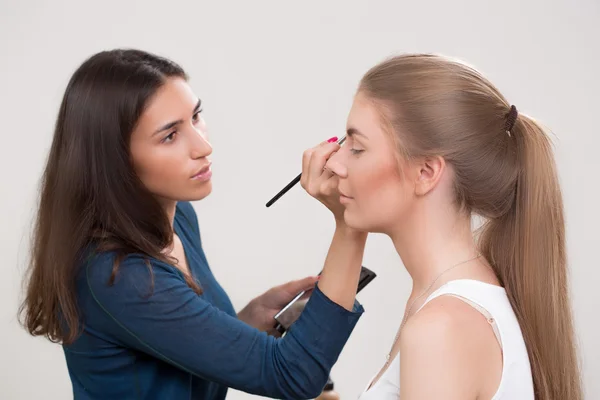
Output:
[1,0,598,398]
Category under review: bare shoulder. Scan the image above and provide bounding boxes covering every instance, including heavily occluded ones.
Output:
[400,295,488,362]
[403,294,495,339]
[399,295,500,399]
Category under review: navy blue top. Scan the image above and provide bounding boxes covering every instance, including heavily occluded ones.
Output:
[63,201,363,399]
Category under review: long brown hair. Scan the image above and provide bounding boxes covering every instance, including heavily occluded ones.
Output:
[20,49,202,345]
[359,54,581,400]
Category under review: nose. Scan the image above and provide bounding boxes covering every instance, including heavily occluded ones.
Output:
[189,124,212,159]
[325,147,348,178]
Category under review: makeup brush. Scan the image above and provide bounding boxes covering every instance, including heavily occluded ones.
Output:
[265,135,346,207]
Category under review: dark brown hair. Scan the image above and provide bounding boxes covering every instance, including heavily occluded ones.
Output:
[360,54,581,400]
[20,49,202,345]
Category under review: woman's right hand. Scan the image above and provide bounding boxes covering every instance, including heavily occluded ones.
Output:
[300,137,345,221]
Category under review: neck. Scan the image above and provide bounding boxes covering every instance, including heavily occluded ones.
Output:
[389,203,479,293]
[160,199,178,230]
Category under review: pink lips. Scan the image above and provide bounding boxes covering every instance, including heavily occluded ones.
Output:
[339,195,352,204]
[339,189,353,204]
[191,163,212,181]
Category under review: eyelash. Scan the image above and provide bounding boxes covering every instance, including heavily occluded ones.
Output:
[162,132,177,143]
[192,109,203,123]
[350,148,364,155]
[162,109,204,143]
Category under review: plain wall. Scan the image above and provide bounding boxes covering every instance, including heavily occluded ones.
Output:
[1,0,598,398]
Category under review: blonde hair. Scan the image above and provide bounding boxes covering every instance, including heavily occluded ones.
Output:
[360,54,581,400]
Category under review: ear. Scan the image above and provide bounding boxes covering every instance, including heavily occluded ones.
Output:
[414,156,445,196]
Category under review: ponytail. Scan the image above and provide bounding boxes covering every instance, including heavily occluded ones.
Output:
[480,115,582,400]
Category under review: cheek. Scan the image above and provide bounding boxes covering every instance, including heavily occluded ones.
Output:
[133,147,186,195]
[348,161,410,231]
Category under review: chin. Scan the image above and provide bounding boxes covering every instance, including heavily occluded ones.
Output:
[185,182,213,201]
[343,210,371,232]
[343,209,391,234]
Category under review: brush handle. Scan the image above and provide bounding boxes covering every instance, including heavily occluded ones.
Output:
[265,136,346,208]
[265,173,301,207]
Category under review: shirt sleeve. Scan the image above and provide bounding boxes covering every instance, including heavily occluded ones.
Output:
[84,254,364,399]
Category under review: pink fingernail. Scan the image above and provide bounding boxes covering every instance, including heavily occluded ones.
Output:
[327,136,338,143]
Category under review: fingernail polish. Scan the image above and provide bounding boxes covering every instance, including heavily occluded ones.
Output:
[327,137,338,143]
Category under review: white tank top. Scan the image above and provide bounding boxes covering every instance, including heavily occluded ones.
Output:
[358,279,534,399]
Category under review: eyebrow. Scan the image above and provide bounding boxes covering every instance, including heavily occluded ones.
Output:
[346,127,368,139]
[153,99,202,136]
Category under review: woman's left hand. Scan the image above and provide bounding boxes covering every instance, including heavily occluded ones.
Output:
[237,276,319,336]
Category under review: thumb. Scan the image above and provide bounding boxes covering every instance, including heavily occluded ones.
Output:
[283,276,319,294]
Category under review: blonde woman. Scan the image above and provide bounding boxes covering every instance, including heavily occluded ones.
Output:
[321,54,581,399]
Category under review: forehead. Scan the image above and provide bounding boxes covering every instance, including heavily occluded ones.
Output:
[136,78,197,133]
[347,93,389,141]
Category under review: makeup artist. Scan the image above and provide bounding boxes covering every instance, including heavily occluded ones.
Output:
[19,49,367,400]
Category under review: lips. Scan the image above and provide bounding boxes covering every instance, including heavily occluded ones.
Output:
[339,188,353,205]
[338,188,353,199]
[191,163,212,180]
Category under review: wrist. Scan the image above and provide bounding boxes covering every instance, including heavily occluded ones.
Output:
[237,299,256,323]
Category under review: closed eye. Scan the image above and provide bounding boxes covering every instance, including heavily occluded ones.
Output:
[192,108,203,123]
[350,148,364,155]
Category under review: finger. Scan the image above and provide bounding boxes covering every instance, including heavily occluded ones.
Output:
[321,165,335,180]
[322,136,339,146]
[296,275,320,291]
[301,139,330,189]
[308,142,340,186]
[303,137,336,174]
[298,289,313,301]
[302,137,339,193]
[282,276,319,295]
[325,158,347,179]
[320,175,339,197]
[301,148,315,189]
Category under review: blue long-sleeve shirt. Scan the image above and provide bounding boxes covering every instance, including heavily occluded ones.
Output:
[63,201,363,399]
